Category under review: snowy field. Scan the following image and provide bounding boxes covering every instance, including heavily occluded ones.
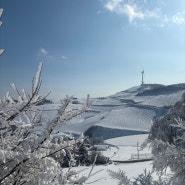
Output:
[70,134,154,185]
[73,161,153,185]
[104,134,151,161]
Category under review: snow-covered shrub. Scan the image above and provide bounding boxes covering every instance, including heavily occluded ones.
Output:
[88,136,104,146]
[108,169,132,185]
[0,63,91,185]
[148,91,185,185]
[52,136,109,167]
[86,150,109,165]
[133,169,168,185]
[82,137,109,165]
[133,169,153,185]
[51,135,90,167]
[108,169,168,185]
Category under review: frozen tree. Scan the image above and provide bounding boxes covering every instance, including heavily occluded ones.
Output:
[147,91,185,185]
[0,8,5,56]
[0,63,91,185]
[0,8,95,184]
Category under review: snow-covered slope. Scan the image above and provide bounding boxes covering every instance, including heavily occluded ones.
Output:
[46,83,185,139]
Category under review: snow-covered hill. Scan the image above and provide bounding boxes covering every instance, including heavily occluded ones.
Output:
[45,83,185,139]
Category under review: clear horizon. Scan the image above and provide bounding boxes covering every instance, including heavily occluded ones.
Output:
[1,0,185,100]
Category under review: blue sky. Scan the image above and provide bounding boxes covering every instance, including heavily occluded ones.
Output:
[0,0,185,100]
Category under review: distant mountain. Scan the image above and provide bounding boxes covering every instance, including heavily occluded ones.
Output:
[59,83,185,139]
[36,98,53,105]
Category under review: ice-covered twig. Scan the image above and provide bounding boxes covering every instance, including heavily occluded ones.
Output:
[0,8,3,18]
[0,62,50,122]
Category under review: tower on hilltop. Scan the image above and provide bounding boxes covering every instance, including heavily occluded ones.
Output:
[141,70,144,85]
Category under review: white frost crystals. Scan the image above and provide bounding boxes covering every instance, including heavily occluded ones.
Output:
[0,49,4,56]
[147,91,185,185]
[0,62,50,123]
[34,62,42,92]
[0,8,3,18]
[0,8,4,55]
[0,63,91,185]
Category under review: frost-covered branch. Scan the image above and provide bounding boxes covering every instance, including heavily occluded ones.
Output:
[0,62,92,185]
[0,9,4,55]
[0,49,4,56]
[0,8,3,18]
[108,169,132,185]
[148,92,185,185]
[0,62,51,123]
[0,9,93,184]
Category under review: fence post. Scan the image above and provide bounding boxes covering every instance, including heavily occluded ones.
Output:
[137,142,139,159]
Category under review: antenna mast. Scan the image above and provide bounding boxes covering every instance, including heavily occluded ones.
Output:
[141,70,144,85]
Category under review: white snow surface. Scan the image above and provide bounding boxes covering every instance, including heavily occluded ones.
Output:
[42,84,185,137]
[104,134,151,161]
[69,134,155,185]
[73,161,153,185]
